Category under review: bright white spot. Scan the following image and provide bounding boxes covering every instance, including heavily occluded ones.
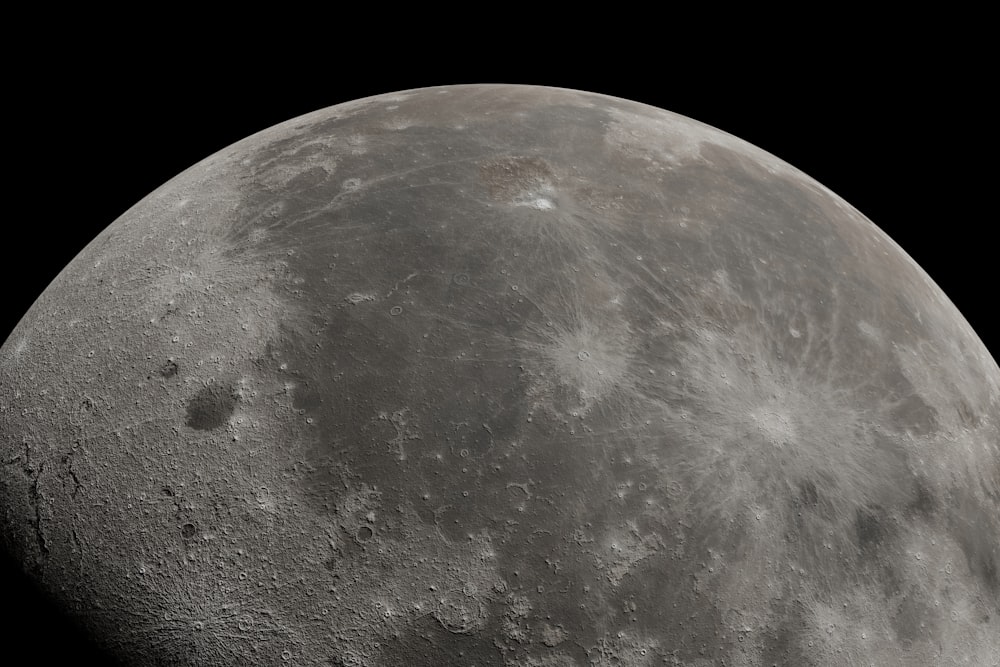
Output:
[857,320,880,340]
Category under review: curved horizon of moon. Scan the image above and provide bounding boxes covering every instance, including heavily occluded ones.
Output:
[1,84,998,666]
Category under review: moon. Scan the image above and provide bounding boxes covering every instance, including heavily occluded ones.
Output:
[2,84,998,666]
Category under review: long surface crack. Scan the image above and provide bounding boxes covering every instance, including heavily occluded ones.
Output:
[29,461,49,556]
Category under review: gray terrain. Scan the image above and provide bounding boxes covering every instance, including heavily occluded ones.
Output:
[1,84,998,665]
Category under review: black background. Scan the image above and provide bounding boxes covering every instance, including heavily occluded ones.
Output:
[3,25,993,663]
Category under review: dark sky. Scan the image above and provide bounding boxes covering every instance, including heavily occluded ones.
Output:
[10,45,993,356]
[4,28,993,665]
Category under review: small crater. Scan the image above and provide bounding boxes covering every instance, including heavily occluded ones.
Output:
[534,320,632,413]
[452,273,470,286]
[159,360,179,378]
[432,590,487,634]
[185,381,238,431]
[356,525,374,542]
[180,523,197,539]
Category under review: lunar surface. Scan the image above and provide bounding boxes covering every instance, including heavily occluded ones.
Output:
[2,84,998,666]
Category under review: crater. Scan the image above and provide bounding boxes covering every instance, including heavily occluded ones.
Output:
[185,380,238,430]
[526,317,633,413]
[479,155,554,201]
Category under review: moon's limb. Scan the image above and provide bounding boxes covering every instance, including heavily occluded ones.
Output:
[2,84,998,666]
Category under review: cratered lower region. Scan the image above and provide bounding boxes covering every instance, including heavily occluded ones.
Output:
[1,84,998,666]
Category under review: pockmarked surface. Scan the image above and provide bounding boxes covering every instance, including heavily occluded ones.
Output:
[2,85,998,666]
